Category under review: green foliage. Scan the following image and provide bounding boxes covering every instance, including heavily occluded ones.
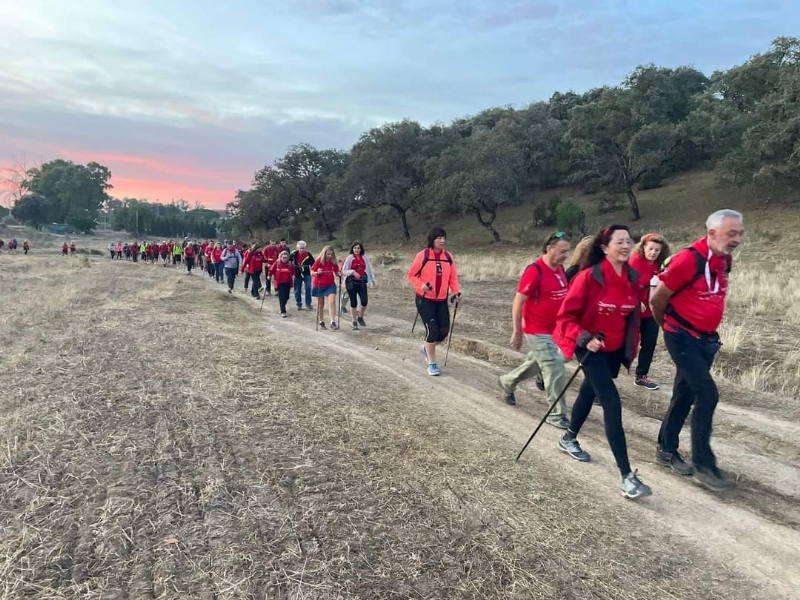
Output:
[11,194,49,228]
[108,198,219,238]
[597,193,626,213]
[342,212,367,245]
[556,199,586,235]
[532,197,560,227]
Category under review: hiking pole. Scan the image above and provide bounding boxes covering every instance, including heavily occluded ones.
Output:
[443,294,460,366]
[260,271,269,312]
[515,332,605,462]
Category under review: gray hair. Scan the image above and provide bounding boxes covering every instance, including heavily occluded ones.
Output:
[706,209,743,231]
[296,240,307,249]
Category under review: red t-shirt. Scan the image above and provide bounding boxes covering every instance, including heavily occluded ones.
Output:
[628,254,660,318]
[184,245,195,257]
[243,251,264,274]
[263,245,279,264]
[211,248,222,263]
[271,261,295,284]
[312,258,339,288]
[350,255,367,279]
[159,244,168,254]
[589,259,638,352]
[659,237,729,336]
[518,258,568,335]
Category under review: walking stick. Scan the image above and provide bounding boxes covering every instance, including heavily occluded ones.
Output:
[443,296,460,366]
[260,267,270,312]
[515,333,605,462]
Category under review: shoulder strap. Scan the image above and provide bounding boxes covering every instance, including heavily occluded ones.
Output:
[670,247,706,299]
[527,262,543,303]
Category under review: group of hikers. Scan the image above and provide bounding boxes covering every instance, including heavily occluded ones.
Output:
[111,237,376,330]
[0,238,30,254]
[101,208,743,502]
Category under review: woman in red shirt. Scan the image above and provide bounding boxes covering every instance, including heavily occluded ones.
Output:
[269,250,295,317]
[553,225,652,500]
[629,233,670,390]
[211,243,224,283]
[312,246,341,330]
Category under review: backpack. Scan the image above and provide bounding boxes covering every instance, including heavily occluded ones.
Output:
[521,262,566,303]
[413,248,453,278]
[660,247,732,299]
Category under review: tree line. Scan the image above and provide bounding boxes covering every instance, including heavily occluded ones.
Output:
[229,37,800,243]
[8,159,221,237]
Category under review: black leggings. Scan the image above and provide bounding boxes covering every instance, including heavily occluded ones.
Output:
[569,348,631,477]
[636,316,659,377]
[416,297,449,343]
[278,282,292,313]
[347,279,368,308]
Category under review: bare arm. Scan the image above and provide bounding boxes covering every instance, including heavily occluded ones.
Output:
[510,292,528,350]
[649,281,674,327]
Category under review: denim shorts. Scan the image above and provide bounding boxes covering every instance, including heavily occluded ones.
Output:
[312,285,337,297]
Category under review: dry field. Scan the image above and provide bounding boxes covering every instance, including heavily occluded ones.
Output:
[1,226,799,599]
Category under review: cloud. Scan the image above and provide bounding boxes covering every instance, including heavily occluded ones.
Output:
[479,1,560,30]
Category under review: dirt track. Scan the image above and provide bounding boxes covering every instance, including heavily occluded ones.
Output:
[1,254,799,599]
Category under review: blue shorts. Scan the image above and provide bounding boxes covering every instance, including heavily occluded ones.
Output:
[312,285,337,297]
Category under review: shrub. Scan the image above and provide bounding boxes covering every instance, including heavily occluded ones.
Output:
[556,199,586,235]
[597,192,626,214]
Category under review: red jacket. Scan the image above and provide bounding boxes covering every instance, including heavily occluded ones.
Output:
[159,244,168,254]
[270,260,295,284]
[628,254,659,318]
[263,245,279,265]
[242,251,264,274]
[184,245,195,257]
[553,260,641,366]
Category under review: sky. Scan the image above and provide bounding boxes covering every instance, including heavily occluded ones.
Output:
[1,0,798,209]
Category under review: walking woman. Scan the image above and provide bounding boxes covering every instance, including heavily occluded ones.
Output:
[211,242,224,283]
[311,246,341,330]
[552,225,652,500]
[341,241,376,330]
[270,250,295,317]
[221,241,241,294]
[407,227,461,377]
[629,233,670,390]
[565,235,594,283]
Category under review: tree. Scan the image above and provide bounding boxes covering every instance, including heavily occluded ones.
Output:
[435,120,525,242]
[11,194,49,228]
[275,144,348,240]
[21,159,112,232]
[567,87,680,220]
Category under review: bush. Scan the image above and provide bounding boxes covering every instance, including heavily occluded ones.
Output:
[638,172,664,190]
[532,197,560,227]
[556,199,586,235]
[581,178,603,195]
[597,193,626,214]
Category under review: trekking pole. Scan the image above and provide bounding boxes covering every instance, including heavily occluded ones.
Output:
[335,274,342,321]
[411,287,429,334]
[260,271,269,312]
[443,295,460,366]
[515,333,605,462]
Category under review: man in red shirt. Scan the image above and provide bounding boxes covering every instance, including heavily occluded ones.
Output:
[241,243,265,299]
[262,239,279,295]
[499,232,571,429]
[184,240,196,274]
[650,209,744,491]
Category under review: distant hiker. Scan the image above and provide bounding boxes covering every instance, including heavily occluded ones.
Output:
[629,233,671,390]
[221,241,242,294]
[241,243,264,299]
[184,240,196,274]
[553,225,652,500]
[211,242,224,283]
[172,242,182,265]
[291,241,314,310]
[0,239,5,254]
[270,250,295,317]
[312,245,341,330]
[565,235,594,283]
[123,243,130,259]
[407,226,462,377]
[341,241,376,330]
[278,238,290,255]
[61,242,68,256]
[23,240,30,255]
[650,210,744,491]
[262,239,279,295]
[116,242,123,259]
[242,244,254,291]
[499,232,571,429]
[108,242,116,259]
[69,241,76,256]
[139,241,146,262]
[204,243,214,277]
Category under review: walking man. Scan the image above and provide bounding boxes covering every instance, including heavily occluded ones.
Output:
[499,232,571,429]
[291,241,314,310]
[650,209,744,491]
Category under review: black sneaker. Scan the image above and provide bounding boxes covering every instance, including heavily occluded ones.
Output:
[546,417,570,430]
[695,466,735,491]
[535,375,545,391]
[319,321,326,330]
[635,375,659,390]
[330,322,339,331]
[357,316,366,327]
[498,378,516,406]
[306,304,313,310]
[297,305,302,310]
[655,447,695,476]
[352,320,359,330]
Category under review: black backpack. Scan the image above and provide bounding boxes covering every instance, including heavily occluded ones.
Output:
[413,248,453,278]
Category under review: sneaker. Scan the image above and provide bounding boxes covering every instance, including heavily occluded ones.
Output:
[655,447,695,476]
[635,375,659,390]
[281,313,287,318]
[535,375,545,391]
[695,466,735,492]
[546,416,570,430]
[259,285,265,293]
[357,316,366,327]
[427,363,440,376]
[319,321,326,330]
[297,305,302,310]
[420,345,428,363]
[498,378,516,406]
[266,290,271,296]
[621,470,653,500]
[306,304,313,310]
[330,322,339,331]
[558,434,591,462]
[593,397,601,406]
[228,289,232,294]
[352,320,359,330]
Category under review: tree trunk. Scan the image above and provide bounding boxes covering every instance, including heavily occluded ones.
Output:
[393,204,411,240]
[474,205,501,242]
[625,185,641,221]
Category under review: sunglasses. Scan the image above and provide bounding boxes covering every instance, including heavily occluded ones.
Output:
[546,231,567,244]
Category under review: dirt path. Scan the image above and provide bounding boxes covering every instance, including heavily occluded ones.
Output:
[1,255,799,598]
